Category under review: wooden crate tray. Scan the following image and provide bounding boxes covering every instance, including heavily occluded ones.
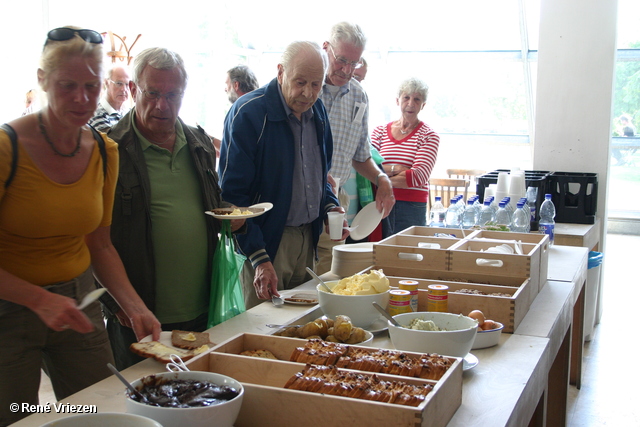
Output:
[398,225,469,239]
[446,240,540,306]
[374,234,460,271]
[367,269,531,333]
[186,333,462,427]
[466,230,550,293]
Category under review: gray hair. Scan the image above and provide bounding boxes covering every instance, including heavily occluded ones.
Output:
[228,65,259,94]
[280,41,328,75]
[328,22,367,50]
[132,47,187,88]
[397,77,429,102]
[106,64,130,80]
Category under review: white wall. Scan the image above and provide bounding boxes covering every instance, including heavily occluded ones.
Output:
[534,0,618,242]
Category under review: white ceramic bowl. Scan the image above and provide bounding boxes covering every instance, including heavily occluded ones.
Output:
[317,282,390,328]
[126,371,244,427]
[388,312,478,357]
[472,322,504,350]
[41,413,162,426]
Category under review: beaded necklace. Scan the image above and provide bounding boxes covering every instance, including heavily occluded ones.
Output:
[38,112,82,157]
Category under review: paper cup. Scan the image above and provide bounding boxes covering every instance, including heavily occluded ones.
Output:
[328,211,345,240]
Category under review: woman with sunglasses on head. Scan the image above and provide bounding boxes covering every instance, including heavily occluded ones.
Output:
[0,27,161,426]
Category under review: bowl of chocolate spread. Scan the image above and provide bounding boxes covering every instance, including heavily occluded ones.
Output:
[125,371,244,427]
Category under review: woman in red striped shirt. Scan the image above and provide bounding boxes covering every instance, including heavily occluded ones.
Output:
[371,77,440,237]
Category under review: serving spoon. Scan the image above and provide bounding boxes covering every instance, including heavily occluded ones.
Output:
[372,302,401,327]
[107,363,149,404]
[305,267,333,293]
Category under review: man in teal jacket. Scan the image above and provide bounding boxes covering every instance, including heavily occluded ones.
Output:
[220,41,348,309]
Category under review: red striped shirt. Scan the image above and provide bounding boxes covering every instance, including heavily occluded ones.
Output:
[371,122,440,202]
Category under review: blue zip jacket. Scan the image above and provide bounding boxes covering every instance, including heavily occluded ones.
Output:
[219,78,338,268]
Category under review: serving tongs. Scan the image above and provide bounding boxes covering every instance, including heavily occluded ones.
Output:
[166,354,190,372]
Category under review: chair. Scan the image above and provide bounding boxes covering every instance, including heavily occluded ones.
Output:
[446,169,485,198]
[428,178,470,210]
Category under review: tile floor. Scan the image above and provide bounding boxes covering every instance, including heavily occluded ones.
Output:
[35,233,640,425]
[566,232,640,426]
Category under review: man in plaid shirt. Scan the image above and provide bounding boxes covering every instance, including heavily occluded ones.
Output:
[316,22,395,273]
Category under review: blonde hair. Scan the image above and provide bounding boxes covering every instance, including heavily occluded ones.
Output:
[39,26,104,88]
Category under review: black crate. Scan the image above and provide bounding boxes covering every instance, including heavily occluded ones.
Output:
[476,170,550,231]
[547,172,598,224]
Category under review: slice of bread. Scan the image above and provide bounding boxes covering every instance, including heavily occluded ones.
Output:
[171,330,211,350]
[129,341,196,363]
[240,349,278,359]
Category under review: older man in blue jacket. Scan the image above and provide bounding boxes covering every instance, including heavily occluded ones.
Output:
[220,41,348,309]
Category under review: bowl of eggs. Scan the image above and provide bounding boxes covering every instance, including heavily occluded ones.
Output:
[469,310,504,350]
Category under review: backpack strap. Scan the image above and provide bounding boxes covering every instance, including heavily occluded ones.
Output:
[1,124,107,189]
[1,123,18,189]
[88,125,107,179]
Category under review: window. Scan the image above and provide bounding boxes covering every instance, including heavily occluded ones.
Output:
[609,0,640,219]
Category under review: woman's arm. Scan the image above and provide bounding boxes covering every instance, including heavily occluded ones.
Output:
[85,225,161,341]
[0,269,95,333]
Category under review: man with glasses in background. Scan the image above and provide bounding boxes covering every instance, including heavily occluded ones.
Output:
[89,64,131,132]
[315,22,395,274]
[102,47,243,369]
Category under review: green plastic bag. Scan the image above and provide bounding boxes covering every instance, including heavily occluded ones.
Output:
[357,172,374,208]
[357,146,386,208]
[207,220,246,328]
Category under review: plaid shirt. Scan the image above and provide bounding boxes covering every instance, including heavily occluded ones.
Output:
[88,100,126,132]
[319,79,371,183]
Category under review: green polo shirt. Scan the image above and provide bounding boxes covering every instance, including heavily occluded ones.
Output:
[134,119,209,324]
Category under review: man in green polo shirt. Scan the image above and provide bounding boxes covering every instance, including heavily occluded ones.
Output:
[102,47,243,370]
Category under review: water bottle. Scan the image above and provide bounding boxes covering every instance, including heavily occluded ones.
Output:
[539,193,556,244]
[429,196,446,227]
[461,200,478,229]
[472,195,482,217]
[445,198,461,228]
[511,201,530,232]
[477,200,495,226]
[488,196,498,214]
[526,186,538,224]
[519,198,530,220]
[495,201,512,227]
[501,197,513,217]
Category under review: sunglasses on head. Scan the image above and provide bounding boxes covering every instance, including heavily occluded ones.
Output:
[46,27,103,45]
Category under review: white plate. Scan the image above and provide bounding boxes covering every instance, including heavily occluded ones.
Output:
[283,292,318,305]
[367,317,389,334]
[349,203,384,241]
[333,242,374,253]
[140,331,211,350]
[463,353,479,371]
[205,202,273,220]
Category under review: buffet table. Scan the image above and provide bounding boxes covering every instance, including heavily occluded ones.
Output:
[13,245,587,427]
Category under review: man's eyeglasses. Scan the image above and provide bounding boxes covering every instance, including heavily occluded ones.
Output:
[328,44,363,70]
[109,80,129,89]
[139,88,184,104]
[46,27,103,45]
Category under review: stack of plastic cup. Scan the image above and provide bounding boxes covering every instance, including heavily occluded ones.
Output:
[508,171,526,210]
[494,172,510,206]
